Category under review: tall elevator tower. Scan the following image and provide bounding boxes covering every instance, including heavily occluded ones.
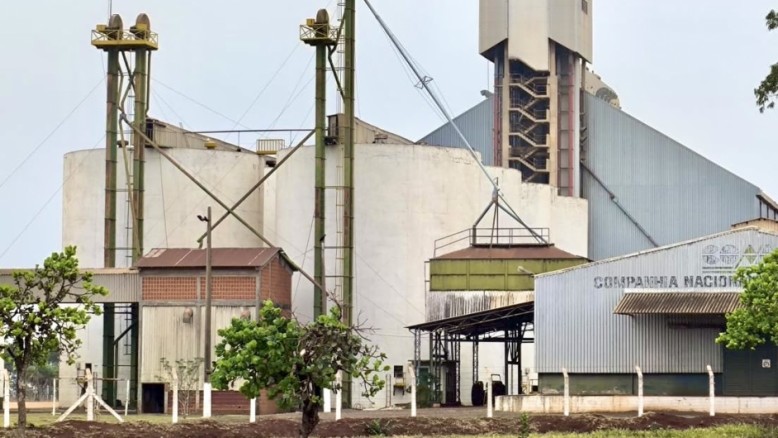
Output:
[480,0,592,197]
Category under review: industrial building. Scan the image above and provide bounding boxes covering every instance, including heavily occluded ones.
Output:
[3,0,777,414]
[408,0,778,407]
[534,226,778,397]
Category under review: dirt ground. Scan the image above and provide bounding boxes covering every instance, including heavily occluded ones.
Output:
[7,409,778,437]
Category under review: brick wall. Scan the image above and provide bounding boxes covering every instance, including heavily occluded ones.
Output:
[142,277,197,300]
[166,389,282,415]
[142,275,256,301]
[260,257,293,309]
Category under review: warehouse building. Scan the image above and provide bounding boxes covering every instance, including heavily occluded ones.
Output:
[534,226,778,396]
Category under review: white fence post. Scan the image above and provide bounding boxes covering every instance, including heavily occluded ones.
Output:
[562,367,570,417]
[52,378,57,416]
[323,388,332,413]
[635,366,643,417]
[203,382,212,418]
[249,398,256,423]
[335,371,342,421]
[125,379,130,417]
[486,367,493,419]
[409,363,417,418]
[3,370,9,428]
[707,365,715,417]
[172,369,179,424]
[86,369,94,422]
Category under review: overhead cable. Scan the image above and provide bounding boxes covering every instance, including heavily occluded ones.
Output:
[362,0,546,243]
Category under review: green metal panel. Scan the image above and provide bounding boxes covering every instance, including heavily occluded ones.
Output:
[429,257,586,291]
[540,373,723,396]
[505,275,534,290]
[539,374,632,395]
[469,275,505,290]
[468,260,506,275]
[723,344,778,396]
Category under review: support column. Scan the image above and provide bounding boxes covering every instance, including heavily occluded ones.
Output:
[342,0,356,406]
[130,303,139,410]
[104,48,119,268]
[132,46,149,263]
[313,14,329,319]
[101,304,116,406]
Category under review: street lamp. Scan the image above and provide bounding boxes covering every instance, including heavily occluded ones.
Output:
[197,207,212,418]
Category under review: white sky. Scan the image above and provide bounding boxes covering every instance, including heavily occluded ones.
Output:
[0,0,776,267]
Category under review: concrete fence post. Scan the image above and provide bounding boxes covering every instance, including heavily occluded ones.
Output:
[335,371,342,421]
[707,365,715,417]
[635,366,643,417]
[323,388,331,413]
[203,381,212,418]
[86,369,95,422]
[3,370,9,428]
[172,368,179,424]
[125,379,130,417]
[409,363,417,418]
[562,367,570,417]
[486,367,493,419]
[249,398,256,423]
[52,378,57,416]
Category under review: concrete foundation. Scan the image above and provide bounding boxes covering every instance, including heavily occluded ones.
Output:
[497,394,778,414]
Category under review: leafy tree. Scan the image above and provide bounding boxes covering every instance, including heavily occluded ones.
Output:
[755,10,778,112]
[717,250,778,349]
[157,357,204,418]
[0,246,107,428]
[212,300,388,438]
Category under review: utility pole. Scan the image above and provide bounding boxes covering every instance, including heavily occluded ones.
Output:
[342,0,356,406]
[301,10,336,318]
[197,207,213,418]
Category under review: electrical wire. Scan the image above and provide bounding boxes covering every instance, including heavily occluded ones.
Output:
[363,0,546,243]
[223,42,304,142]
[0,77,105,192]
[0,134,106,263]
[152,79,250,129]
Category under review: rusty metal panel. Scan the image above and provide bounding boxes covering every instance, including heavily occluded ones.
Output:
[613,292,741,315]
[535,228,778,374]
[136,248,283,269]
[426,291,534,320]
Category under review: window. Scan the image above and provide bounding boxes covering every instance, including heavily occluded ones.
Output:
[582,0,589,14]
[393,365,404,378]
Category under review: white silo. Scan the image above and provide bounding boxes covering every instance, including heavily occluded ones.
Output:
[268,140,588,408]
[63,123,269,268]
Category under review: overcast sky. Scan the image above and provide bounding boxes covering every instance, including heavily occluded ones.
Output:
[0,0,776,267]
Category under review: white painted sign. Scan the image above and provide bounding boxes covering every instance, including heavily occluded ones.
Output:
[762,359,771,368]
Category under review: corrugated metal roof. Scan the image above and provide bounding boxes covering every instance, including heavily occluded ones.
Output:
[433,244,583,260]
[537,226,778,278]
[135,247,284,269]
[613,292,741,315]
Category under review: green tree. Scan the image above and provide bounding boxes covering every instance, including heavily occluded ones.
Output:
[212,300,388,438]
[0,246,107,428]
[755,10,778,112]
[717,250,778,349]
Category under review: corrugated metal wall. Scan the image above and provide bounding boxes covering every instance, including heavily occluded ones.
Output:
[535,228,778,374]
[426,291,534,320]
[583,94,761,260]
[419,96,495,166]
[140,305,252,382]
[0,269,140,303]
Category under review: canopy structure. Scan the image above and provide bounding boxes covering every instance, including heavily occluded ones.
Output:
[407,302,534,405]
[613,291,741,315]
